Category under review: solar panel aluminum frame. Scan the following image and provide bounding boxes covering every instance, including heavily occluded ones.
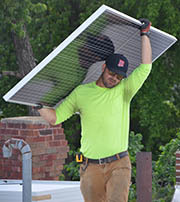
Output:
[3,5,177,107]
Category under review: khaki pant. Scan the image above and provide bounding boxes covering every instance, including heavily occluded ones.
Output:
[80,155,131,202]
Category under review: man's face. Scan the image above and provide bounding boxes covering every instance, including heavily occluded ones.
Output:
[101,66,124,88]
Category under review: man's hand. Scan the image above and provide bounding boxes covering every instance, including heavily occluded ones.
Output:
[33,103,43,110]
[139,18,152,36]
[139,18,152,64]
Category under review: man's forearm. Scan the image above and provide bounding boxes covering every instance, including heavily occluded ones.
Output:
[38,108,57,125]
[141,35,152,64]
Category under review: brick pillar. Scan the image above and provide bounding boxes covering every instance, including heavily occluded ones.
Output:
[0,116,69,180]
[176,150,180,185]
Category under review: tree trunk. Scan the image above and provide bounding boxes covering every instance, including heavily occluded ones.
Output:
[12,25,36,77]
[12,25,38,116]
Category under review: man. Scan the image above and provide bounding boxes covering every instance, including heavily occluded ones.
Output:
[37,18,152,202]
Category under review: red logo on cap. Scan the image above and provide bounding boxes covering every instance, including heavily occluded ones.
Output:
[118,59,125,67]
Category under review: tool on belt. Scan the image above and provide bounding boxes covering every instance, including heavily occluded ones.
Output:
[76,151,128,164]
[76,152,83,163]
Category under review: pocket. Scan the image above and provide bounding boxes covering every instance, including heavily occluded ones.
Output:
[79,163,88,177]
[111,155,131,170]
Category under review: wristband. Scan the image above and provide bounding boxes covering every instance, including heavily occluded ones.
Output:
[34,103,43,110]
[141,32,150,38]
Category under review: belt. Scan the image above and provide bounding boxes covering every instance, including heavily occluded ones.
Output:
[86,151,128,165]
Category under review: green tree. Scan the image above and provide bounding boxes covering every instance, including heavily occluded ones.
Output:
[75,0,180,156]
[0,0,86,117]
[152,132,180,201]
[0,0,47,116]
[1,0,179,158]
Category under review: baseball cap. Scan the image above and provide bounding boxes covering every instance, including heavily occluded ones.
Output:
[105,54,129,77]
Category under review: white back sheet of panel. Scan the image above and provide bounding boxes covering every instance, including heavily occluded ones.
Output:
[3,5,177,107]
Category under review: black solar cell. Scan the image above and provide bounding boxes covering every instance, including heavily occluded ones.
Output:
[3,5,177,107]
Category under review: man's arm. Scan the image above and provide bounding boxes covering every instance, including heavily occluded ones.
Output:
[142,35,152,64]
[122,18,152,100]
[36,87,78,125]
[140,18,152,64]
[38,108,57,125]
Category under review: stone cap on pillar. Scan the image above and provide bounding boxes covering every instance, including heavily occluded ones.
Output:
[0,116,67,180]
[1,116,49,125]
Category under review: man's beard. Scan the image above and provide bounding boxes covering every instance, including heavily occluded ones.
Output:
[101,72,116,89]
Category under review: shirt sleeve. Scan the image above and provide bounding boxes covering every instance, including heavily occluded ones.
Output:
[123,64,152,101]
[55,88,78,124]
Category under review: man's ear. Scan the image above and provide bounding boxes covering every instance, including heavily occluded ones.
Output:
[102,63,106,72]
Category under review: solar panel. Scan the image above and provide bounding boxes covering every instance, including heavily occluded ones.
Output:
[3,5,177,108]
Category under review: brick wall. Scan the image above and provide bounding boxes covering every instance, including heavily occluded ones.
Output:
[0,116,69,180]
[176,150,180,185]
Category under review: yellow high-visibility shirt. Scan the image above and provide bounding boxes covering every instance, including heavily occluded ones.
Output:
[55,64,152,159]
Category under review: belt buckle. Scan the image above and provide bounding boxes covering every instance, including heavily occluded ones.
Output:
[99,158,105,165]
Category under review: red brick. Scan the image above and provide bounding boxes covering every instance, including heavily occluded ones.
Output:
[54,134,65,140]
[176,160,180,164]
[54,159,65,166]
[55,146,69,153]
[32,167,41,173]
[11,166,21,172]
[176,165,180,170]
[45,136,53,141]
[45,172,50,178]
[31,136,46,142]
[7,123,21,129]
[26,124,47,129]
[45,166,54,172]
[39,154,47,161]
[176,155,180,159]
[21,123,46,129]
[0,118,68,180]
[55,164,63,171]
[45,160,53,167]
[0,123,7,128]
[33,172,45,180]
[176,172,180,176]
[48,154,58,160]
[52,128,64,135]
[32,155,41,162]
[50,123,62,128]
[49,141,62,147]
[39,129,52,136]
[11,160,22,166]
[33,161,46,168]
[39,154,57,161]
[61,140,68,146]
[57,153,68,159]
[19,130,39,136]
[32,148,46,155]
[0,129,19,135]
[40,167,46,173]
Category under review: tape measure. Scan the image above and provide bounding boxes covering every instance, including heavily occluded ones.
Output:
[76,153,83,163]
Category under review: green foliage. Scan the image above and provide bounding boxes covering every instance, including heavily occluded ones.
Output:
[60,129,145,200]
[59,114,81,180]
[128,131,144,201]
[0,0,47,37]
[152,132,180,201]
[62,114,81,150]
[0,76,28,118]
[133,0,180,156]
[60,149,81,181]
[0,0,179,163]
[0,0,47,118]
[61,126,180,201]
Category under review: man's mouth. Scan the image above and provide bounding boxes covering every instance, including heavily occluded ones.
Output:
[109,79,116,84]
